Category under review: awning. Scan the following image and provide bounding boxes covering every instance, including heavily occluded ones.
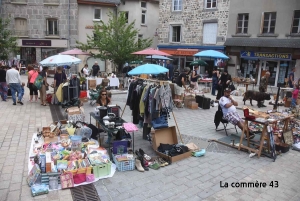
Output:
[225,38,300,48]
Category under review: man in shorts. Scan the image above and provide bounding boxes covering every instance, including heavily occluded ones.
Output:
[174,67,189,100]
[219,88,254,138]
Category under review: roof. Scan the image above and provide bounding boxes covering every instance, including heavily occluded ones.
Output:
[224,38,300,48]
[78,0,120,5]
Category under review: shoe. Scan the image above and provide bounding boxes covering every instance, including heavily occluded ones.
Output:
[262,105,267,107]
[17,101,23,105]
[158,157,168,166]
[13,103,16,105]
[149,161,160,170]
[139,148,151,161]
[192,149,206,157]
[135,159,144,172]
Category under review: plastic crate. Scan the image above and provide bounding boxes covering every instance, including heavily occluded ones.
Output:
[112,154,134,172]
[92,162,111,178]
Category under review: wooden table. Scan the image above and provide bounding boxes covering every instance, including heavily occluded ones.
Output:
[236,81,255,91]
[238,115,292,158]
[198,79,212,91]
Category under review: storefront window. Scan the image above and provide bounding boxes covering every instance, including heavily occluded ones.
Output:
[42,48,64,59]
[240,59,258,79]
[21,47,36,65]
[278,60,296,86]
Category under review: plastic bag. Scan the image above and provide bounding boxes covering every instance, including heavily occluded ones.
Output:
[75,126,92,139]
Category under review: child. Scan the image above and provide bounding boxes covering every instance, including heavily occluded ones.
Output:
[292,85,299,107]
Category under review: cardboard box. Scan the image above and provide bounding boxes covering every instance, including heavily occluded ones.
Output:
[44,136,58,144]
[152,126,192,163]
[88,79,97,89]
[285,98,291,107]
[187,101,198,110]
[67,107,84,115]
[184,95,195,107]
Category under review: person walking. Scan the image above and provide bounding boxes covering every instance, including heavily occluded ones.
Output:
[288,67,296,88]
[28,66,39,102]
[92,61,100,77]
[0,66,8,101]
[6,65,23,105]
[259,71,270,107]
[39,67,49,106]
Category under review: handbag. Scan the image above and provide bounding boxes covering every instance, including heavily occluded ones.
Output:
[60,171,74,189]
[73,171,86,184]
[151,115,168,129]
[86,174,95,182]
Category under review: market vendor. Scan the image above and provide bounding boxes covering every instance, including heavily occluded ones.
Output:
[219,88,255,139]
[96,89,111,106]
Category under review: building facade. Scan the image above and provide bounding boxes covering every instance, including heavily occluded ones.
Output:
[225,0,300,87]
[77,0,119,72]
[0,0,78,65]
[77,0,159,73]
[118,0,159,48]
[157,0,230,73]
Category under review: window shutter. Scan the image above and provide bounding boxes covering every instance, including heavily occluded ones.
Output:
[203,23,217,44]
[169,25,173,42]
[179,0,182,10]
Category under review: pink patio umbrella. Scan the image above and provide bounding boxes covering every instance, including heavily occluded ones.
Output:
[60,48,90,55]
[132,48,172,63]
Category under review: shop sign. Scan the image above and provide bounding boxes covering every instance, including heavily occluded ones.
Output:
[240,51,292,61]
[160,49,199,56]
[22,40,51,46]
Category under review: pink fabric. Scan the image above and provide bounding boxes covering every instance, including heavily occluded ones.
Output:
[123,123,138,132]
[29,70,39,83]
[292,89,299,99]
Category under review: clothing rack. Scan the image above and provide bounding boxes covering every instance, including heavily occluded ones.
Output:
[121,76,183,143]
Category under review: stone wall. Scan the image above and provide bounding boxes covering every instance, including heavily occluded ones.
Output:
[158,0,230,45]
[0,0,78,48]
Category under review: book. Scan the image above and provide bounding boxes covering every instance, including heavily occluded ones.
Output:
[27,164,41,187]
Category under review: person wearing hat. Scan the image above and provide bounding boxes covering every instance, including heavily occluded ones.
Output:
[92,61,100,78]
[219,88,255,139]
[174,67,189,101]
[28,66,40,102]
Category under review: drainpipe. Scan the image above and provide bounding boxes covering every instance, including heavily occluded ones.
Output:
[68,0,71,49]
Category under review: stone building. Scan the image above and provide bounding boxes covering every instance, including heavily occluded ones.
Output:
[158,0,230,72]
[225,0,300,86]
[0,0,78,65]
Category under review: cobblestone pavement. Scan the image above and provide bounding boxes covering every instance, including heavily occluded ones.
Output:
[1,77,299,201]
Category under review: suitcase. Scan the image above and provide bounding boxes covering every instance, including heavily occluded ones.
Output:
[196,95,211,109]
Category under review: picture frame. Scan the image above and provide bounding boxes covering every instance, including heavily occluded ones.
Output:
[283,130,293,146]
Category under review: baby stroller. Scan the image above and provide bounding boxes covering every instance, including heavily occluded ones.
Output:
[89,88,100,106]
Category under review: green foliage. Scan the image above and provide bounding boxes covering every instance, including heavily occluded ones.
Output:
[76,11,152,71]
[0,18,18,60]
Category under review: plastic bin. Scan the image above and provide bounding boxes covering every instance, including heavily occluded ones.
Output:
[70,135,82,151]
[112,154,134,172]
[92,162,111,178]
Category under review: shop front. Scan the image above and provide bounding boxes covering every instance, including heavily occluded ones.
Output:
[157,45,225,75]
[17,39,68,66]
[240,51,296,87]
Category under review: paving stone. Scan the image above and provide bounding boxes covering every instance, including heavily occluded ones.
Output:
[197,190,215,199]
[6,190,20,201]
[0,189,8,201]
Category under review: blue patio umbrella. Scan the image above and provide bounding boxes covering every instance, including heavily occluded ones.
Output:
[145,55,173,60]
[128,63,169,75]
[194,50,229,59]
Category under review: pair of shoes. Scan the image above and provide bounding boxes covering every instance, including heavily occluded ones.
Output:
[17,101,23,105]
[135,159,144,172]
[138,148,151,161]
[135,150,149,171]
[157,157,168,167]
[192,149,206,157]
[13,103,16,105]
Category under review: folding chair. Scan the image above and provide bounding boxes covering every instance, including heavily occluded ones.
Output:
[214,105,238,136]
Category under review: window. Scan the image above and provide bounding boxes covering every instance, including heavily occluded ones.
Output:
[94,8,101,21]
[141,1,146,8]
[170,25,181,42]
[141,10,146,24]
[172,0,182,11]
[46,19,58,35]
[291,10,300,34]
[205,0,217,9]
[124,11,129,23]
[14,18,28,36]
[262,12,276,34]
[236,13,249,34]
[203,23,217,44]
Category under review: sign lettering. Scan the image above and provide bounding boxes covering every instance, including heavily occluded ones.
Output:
[22,40,51,46]
[160,49,199,56]
[241,51,292,61]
